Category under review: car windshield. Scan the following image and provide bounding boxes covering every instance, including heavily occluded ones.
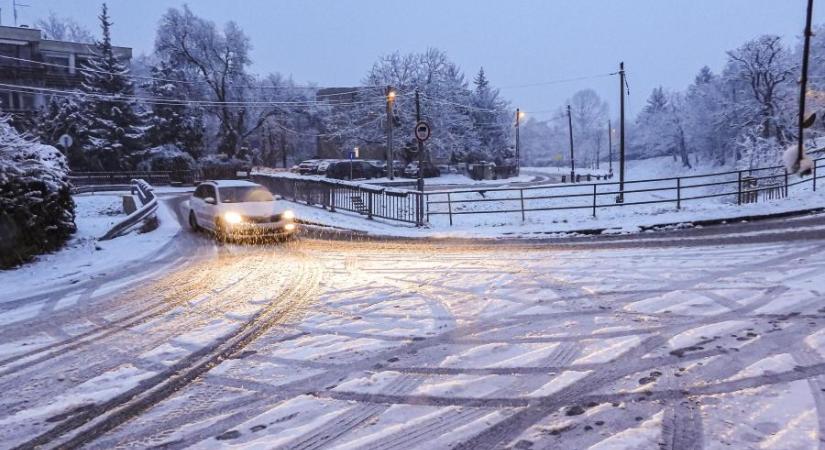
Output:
[219,186,274,203]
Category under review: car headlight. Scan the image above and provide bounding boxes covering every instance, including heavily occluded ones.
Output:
[282,210,295,220]
[223,212,243,224]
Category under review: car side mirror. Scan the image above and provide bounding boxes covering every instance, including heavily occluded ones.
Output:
[204,197,216,205]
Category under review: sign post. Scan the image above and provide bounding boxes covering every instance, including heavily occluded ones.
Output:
[58,134,73,149]
[348,147,359,180]
[414,90,430,226]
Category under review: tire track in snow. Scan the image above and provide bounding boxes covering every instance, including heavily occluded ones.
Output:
[10,252,322,450]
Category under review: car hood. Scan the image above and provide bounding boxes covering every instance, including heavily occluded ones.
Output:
[218,201,290,217]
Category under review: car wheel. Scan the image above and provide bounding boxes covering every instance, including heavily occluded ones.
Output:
[189,211,200,231]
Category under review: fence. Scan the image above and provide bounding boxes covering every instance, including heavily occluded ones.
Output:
[253,174,424,225]
[70,170,196,186]
[425,158,824,226]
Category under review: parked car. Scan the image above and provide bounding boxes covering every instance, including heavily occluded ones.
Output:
[403,161,441,178]
[298,159,322,175]
[316,159,338,175]
[326,160,383,180]
[387,160,407,177]
[189,180,297,240]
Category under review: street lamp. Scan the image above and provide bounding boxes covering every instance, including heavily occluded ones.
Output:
[567,105,575,183]
[515,109,525,176]
[794,0,815,175]
[386,87,396,179]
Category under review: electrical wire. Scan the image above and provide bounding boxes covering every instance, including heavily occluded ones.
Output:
[497,72,618,90]
[0,54,383,94]
[0,82,409,108]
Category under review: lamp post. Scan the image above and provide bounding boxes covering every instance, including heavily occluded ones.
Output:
[515,109,525,176]
[386,86,396,179]
[796,0,815,174]
[567,104,575,183]
[617,62,626,203]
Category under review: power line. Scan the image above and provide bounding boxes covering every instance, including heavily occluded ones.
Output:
[497,72,618,90]
[0,54,385,95]
[0,82,409,108]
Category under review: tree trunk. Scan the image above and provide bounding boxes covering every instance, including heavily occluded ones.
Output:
[280,133,287,168]
[679,129,692,169]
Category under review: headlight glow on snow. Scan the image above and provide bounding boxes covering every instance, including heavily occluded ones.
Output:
[224,212,243,224]
[282,210,295,220]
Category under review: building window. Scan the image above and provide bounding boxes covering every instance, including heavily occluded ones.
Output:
[43,53,70,75]
[0,43,19,59]
[0,90,12,110]
[0,91,36,111]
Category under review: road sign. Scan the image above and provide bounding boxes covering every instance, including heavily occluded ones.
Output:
[58,134,73,148]
[415,121,431,142]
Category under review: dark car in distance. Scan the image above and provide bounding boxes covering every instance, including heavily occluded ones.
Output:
[326,160,383,180]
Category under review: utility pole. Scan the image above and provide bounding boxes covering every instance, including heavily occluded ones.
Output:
[567,104,575,182]
[608,119,613,176]
[13,0,29,27]
[386,86,396,179]
[415,90,425,192]
[617,62,626,203]
[796,0,815,173]
[515,108,521,176]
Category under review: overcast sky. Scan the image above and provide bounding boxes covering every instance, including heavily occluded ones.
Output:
[10,1,819,120]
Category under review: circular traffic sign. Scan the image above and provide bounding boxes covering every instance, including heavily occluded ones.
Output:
[58,134,73,148]
[415,121,431,142]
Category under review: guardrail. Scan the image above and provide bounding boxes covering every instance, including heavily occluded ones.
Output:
[253,174,424,225]
[425,158,824,226]
[99,179,159,240]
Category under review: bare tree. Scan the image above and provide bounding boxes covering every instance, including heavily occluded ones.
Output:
[155,5,268,157]
[36,12,94,43]
[568,89,608,167]
[726,35,795,143]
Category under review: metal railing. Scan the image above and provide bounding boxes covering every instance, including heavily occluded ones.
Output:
[70,170,196,186]
[253,174,424,225]
[99,179,159,240]
[425,158,824,226]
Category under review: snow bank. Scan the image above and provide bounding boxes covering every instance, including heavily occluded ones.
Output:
[0,193,180,299]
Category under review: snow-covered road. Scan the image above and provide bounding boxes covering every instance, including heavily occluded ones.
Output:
[1,197,825,449]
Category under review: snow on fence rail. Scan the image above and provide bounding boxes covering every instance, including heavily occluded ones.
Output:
[70,170,196,186]
[425,158,824,226]
[99,179,159,240]
[253,173,425,225]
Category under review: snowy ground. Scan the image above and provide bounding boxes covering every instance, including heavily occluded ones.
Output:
[0,192,181,299]
[0,221,824,449]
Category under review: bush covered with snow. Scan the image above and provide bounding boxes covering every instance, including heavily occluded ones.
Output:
[134,144,197,172]
[0,119,75,268]
[198,154,251,179]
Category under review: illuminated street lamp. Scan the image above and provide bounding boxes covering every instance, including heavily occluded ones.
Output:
[386,87,397,179]
[515,109,525,176]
